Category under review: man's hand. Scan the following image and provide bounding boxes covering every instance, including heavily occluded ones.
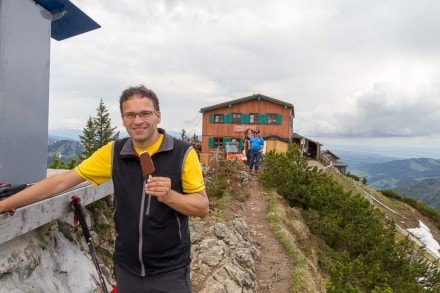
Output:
[145,175,209,218]
[145,176,172,203]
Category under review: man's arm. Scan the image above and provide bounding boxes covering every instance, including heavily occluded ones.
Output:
[0,170,85,213]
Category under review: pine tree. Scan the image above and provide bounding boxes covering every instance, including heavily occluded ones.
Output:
[78,98,120,161]
[95,98,119,148]
[79,116,98,161]
[180,128,187,141]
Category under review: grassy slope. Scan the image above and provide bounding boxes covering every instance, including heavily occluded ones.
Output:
[206,159,440,291]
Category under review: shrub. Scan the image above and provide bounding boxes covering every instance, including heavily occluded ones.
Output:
[261,146,440,291]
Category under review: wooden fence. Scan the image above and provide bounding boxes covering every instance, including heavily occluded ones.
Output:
[0,179,113,245]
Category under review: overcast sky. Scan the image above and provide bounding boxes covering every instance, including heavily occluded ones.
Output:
[48,0,440,154]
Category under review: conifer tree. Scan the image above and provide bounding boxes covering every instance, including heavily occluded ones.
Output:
[79,116,98,161]
[95,98,119,148]
[79,99,119,161]
[180,128,187,141]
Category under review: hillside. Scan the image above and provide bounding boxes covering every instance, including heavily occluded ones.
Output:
[203,159,327,292]
[394,178,440,212]
[47,139,82,165]
[202,157,440,291]
[351,158,440,189]
[331,165,437,231]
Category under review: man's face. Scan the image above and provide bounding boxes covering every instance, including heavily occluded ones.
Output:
[121,94,161,148]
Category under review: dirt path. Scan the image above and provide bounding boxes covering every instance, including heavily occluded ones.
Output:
[239,174,293,292]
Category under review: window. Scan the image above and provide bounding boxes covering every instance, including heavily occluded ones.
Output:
[232,113,241,123]
[213,137,223,148]
[214,114,224,123]
[208,137,224,148]
[249,113,258,124]
[267,114,278,124]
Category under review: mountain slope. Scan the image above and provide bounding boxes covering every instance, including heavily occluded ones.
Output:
[352,158,440,189]
[394,178,440,211]
[47,139,82,165]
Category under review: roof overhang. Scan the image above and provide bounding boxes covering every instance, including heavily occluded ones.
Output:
[35,0,100,41]
[200,94,294,113]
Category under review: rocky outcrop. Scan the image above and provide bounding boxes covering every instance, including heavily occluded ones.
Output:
[0,214,259,292]
[0,222,102,293]
[190,218,260,292]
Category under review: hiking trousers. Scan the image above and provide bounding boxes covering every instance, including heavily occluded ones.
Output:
[115,263,192,293]
[249,150,261,171]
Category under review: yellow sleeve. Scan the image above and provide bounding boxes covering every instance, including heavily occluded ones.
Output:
[182,148,205,194]
[75,142,113,186]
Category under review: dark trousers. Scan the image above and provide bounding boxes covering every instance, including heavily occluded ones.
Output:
[115,264,192,293]
[249,150,261,171]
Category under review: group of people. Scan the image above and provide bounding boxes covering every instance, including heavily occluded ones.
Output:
[243,128,265,174]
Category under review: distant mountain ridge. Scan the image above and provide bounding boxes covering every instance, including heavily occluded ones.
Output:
[331,151,440,212]
[47,139,82,165]
[351,158,440,190]
[393,178,440,211]
[330,150,399,170]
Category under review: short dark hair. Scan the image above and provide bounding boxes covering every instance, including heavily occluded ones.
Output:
[119,85,160,114]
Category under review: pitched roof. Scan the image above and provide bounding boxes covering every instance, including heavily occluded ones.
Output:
[322,150,340,160]
[199,94,294,113]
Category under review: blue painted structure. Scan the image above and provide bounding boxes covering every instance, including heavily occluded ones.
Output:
[0,0,100,184]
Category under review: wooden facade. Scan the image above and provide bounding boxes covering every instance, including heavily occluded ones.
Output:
[291,133,322,161]
[320,150,348,174]
[199,94,295,155]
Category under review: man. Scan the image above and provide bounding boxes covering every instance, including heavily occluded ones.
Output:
[248,129,265,174]
[0,85,209,292]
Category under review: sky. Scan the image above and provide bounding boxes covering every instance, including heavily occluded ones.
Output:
[48,0,440,157]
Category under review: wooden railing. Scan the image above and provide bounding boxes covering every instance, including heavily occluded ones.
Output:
[0,178,113,245]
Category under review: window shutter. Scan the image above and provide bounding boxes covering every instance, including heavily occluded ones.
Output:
[209,114,215,123]
[224,113,232,124]
[276,114,282,125]
[258,114,268,124]
[208,137,214,148]
[241,113,250,124]
[223,137,231,144]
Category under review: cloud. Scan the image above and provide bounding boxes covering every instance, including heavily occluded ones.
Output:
[302,82,440,138]
[47,0,440,150]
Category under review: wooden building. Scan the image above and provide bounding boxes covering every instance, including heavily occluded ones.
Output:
[199,94,295,156]
[291,133,322,161]
[320,150,348,174]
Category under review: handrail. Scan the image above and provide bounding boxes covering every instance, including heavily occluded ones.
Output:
[0,179,113,245]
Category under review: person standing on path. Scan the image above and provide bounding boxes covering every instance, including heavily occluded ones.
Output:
[248,129,265,174]
[243,128,253,163]
[0,85,209,293]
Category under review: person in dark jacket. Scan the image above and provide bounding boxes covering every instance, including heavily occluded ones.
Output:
[0,85,209,293]
[242,128,253,163]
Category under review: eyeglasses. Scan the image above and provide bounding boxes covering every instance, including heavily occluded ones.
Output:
[123,110,157,121]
